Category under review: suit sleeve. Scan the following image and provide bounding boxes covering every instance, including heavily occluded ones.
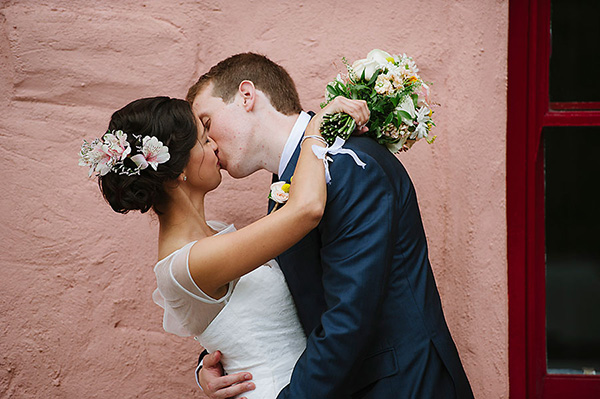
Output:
[195,350,208,390]
[277,149,396,398]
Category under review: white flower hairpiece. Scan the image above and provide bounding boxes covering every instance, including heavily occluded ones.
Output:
[79,130,170,177]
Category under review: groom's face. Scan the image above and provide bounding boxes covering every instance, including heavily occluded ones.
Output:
[191,84,254,178]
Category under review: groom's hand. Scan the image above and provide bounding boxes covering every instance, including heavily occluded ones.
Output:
[198,351,255,399]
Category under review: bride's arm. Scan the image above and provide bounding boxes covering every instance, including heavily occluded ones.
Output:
[188,97,369,298]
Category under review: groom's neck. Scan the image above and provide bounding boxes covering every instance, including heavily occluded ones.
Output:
[257,111,301,174]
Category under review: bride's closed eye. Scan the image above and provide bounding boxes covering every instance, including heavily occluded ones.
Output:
[202,118,211,132]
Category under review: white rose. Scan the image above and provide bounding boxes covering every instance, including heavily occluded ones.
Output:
[367,49,394,65]
[352,49,394,80]
[269,181,290,204]
[352,57,380,80]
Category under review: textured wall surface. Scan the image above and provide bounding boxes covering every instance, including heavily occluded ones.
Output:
[0,1,508,398]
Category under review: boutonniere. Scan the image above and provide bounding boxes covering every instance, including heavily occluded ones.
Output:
[269,180,291,211]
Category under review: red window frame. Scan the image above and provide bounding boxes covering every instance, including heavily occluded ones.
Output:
[507,0,600,398]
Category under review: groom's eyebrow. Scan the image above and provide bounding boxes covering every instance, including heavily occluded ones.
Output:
[192,103,204,120]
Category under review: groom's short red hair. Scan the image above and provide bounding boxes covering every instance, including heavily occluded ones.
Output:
[186,53,302,115]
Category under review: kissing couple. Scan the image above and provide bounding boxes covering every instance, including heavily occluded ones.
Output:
[82,53,473,398]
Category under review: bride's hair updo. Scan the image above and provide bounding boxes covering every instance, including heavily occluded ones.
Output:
[99,97,198,214]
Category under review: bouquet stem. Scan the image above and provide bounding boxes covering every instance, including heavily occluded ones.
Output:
[320,112,356,145]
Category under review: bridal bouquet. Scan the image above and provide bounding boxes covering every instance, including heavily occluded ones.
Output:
[320,49,436,153]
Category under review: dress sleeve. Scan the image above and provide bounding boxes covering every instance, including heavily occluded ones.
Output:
[153,241,237,337]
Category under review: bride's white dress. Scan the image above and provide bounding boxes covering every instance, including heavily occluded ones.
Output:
[152,221,306,399]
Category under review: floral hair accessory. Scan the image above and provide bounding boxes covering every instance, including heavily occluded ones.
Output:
[320,49,437,154]
[79,130,170,177]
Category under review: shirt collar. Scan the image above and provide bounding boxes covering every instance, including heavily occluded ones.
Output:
[278,111,311,177]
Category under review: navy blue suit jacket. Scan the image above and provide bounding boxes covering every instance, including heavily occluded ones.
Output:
[271,134,474,399]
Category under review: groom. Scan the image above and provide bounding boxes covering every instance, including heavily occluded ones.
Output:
[187,53,473,399]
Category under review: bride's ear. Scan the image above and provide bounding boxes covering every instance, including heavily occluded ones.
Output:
[238,80,256,112]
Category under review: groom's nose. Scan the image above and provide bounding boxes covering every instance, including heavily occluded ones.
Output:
[210,139,219,156]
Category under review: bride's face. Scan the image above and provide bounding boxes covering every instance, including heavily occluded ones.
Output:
[184,122,222,193]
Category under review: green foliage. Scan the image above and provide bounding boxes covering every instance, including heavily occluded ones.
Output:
[320,56,435,153]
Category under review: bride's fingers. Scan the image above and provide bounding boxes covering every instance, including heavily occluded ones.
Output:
[338,98,370,128]
[355,124,369,135]
[326,97,370,127]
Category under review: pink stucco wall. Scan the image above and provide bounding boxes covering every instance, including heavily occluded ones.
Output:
[0,1,508,398]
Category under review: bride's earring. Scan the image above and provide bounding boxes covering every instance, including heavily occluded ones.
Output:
[183,175,187,182]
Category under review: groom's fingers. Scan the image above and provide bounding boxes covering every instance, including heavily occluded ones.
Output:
[205,373,255,399]
[199,351,254,398]
[200,354,255,399]
[202,350,223,370]
[208,372,254,390]
[210,373,256,399]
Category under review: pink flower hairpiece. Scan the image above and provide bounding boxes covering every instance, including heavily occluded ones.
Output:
[79,130,170,177]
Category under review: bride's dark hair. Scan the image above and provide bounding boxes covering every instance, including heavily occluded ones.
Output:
[99,97,198,214]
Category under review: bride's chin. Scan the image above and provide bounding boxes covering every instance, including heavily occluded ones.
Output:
[207,175,223,192]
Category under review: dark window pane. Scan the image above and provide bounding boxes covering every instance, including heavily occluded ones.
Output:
[550,0,600,103]
[545,126,600,374]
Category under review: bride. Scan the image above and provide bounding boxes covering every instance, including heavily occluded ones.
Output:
[79,95,369,398]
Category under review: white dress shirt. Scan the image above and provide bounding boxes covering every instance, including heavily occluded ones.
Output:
[278,111,311,177]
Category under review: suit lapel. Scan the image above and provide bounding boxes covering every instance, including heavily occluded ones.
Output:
[267,111,314,214]
[268,173,280,214]
[267,143,300,214]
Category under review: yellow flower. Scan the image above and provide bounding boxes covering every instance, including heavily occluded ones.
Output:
[269,181,290,204]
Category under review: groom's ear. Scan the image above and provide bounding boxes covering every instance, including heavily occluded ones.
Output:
[238,80,256,112]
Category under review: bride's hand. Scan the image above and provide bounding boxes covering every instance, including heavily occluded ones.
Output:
[307,97,370,136]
